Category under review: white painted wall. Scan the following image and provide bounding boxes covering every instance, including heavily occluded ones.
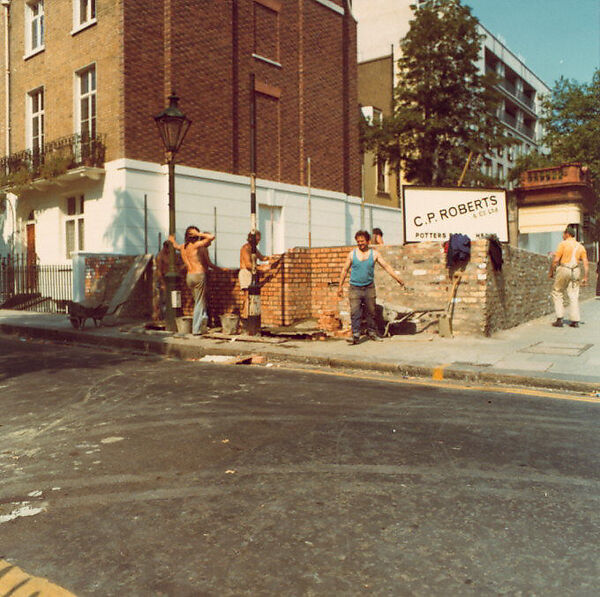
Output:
[5,159,404,267]
[353,0,413,63]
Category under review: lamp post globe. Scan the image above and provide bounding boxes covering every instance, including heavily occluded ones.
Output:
[154,92,192,155]
[154,92,192,332]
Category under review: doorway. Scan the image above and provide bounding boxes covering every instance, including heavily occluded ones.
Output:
[26,211,37,292]
[258,205,283,256]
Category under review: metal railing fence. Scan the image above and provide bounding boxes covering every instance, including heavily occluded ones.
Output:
[0,254,73,313]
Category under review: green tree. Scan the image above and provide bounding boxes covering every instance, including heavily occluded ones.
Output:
[508,71,600,198]
[543,71,600,196]
[363,0,512,187]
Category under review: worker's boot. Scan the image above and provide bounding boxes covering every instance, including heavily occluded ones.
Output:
[367,330,382,342]
[552,318,563,327]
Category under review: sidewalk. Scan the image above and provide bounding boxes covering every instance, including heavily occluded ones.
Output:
[2,300,600,394]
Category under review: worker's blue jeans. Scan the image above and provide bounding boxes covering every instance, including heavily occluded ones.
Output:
[348,283,376,337]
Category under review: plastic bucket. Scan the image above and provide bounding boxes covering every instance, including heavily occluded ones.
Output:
[176,316,193,334]
[220,313,239,335]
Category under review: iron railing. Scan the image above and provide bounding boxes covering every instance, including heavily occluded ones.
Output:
[0,254,73,313]
[0,133,105,184]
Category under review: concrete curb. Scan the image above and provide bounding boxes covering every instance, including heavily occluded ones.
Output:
[2,322,599,396]
[0,559,76,596]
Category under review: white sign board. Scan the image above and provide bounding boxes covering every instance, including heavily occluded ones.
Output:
[403,187,508,242]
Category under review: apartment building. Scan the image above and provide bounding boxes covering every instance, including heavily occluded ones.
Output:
[353,0,551,210]
[0,0,404,267]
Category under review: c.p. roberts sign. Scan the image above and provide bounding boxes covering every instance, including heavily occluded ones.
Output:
[402,187,508,242]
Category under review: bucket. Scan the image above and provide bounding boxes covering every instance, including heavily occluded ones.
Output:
[176,316,193,334]
[220,313,239,335]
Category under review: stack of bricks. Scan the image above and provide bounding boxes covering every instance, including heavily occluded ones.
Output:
[310,246,349,322]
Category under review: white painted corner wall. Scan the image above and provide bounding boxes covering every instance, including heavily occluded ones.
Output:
[1,159,404,267]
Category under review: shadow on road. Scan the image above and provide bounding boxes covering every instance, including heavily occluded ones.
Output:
[0,335,151,382]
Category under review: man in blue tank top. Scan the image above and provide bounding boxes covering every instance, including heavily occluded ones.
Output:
[337,230,405,344]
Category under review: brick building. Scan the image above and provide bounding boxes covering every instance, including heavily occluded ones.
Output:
[0,0,402,267]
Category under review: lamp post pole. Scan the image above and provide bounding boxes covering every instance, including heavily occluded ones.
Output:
[164,150,178,332]
[154,92,191,333]
[247,73,261,335]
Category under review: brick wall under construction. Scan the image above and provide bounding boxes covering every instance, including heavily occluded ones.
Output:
[178,240,598,336]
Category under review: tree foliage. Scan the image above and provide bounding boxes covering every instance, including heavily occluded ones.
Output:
[363,0,512,187]
[508,70,600,198]
[543,71,600,196]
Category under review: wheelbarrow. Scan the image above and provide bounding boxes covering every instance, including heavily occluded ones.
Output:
[66,300,109,330]
[65,254,153,330]
[376,300,444,337]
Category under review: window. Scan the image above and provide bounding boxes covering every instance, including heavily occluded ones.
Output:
[483,158,492,177]
[360,106,382,126]
[253,0,281,64]
[77,66,96,140]
[65,195,84,259]
[73,0,96,32]
[376,157,388,193]
[25,0,44,56]
[27,87,45,154]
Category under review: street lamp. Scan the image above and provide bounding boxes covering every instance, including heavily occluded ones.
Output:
[154,91,192,332]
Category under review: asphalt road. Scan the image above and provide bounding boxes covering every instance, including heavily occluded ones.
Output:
[1,335,599,596]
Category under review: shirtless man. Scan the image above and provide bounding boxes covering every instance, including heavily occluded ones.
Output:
[170,226,215,334]
[548,225,589,328]
[372,227,384,246]
[239,231,268,318]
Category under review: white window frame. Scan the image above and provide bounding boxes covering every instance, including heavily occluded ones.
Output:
[65,195,85,260]
[376,157,389,194]
[361,106,383,126]
[26,86,45,153]
[24,0,44,59]
[75,64,97,140]
[72,0,97,35]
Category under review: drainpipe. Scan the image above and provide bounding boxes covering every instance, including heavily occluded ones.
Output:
[1,0,10,158]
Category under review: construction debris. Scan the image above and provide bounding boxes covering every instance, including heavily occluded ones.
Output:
[198,354,267,365]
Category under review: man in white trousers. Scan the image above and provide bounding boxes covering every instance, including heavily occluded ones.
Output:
[548,226,589,328]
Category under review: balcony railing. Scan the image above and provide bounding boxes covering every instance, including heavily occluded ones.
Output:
[502,112,517,128]
[499,78,517,97]
[488,67,537,113]
[518,122,535,140]
[520,164,592,188]
[516,91,534,111]
[0,133,106,186]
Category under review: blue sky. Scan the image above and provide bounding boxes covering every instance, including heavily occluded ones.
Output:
[465,0,600,88]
